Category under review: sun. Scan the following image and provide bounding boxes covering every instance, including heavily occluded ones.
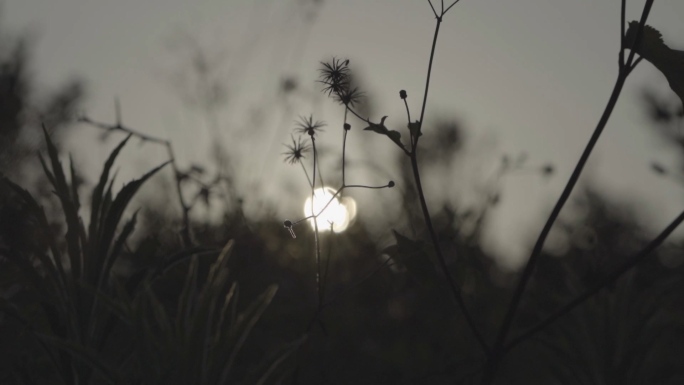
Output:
[303,187,357,233]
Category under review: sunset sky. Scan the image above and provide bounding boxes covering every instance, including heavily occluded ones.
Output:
[6,0,684,268]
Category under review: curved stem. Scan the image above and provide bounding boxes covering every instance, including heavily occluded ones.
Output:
[311,137,323,308]
[503,209,684,354]
[409,153,490,354]
[488,71,629,370]
[414,16,441,150]
[403,12,490,356]
[343,108,349,185]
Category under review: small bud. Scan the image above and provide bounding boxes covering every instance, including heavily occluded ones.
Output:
[388,180,395,188]
[344,123,351,131]
[399,90,407,99]
[283,220,296,238]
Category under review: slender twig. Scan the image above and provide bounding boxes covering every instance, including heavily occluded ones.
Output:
[619,0,626,68]
[342,109,350,185]
[300,162,313,188]
[321,222,335,302]
[443,0,461,16]
[427,0,438,18]
[78,116,193,246]
[403,100,412,125]
[625,0,654,68]
[488,66,629,376]
[503,209,684,354]
[414,16,441,150]
[315,146,326,188]
[628,56,644,74]
[311,137,323,308]
[291,182,393,227]
[405,11,490,356]
[482,2,655,383]
[403,98,413,149]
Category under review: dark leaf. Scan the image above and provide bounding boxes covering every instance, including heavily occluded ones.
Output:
[363,116,406,150]
[624,22,684,107]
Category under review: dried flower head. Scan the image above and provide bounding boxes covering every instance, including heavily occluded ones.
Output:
[318,57,351,97]
[334,86,365,107]
[294,115,326,137]
[282,135,311,164]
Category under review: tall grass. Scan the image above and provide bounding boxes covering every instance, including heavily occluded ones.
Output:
[0,128,287,384]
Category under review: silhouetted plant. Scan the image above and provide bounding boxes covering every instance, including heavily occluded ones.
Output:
[285,0,684,383]
[0,129,283,384]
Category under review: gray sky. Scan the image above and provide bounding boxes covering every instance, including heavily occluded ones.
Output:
[6,0,684,268]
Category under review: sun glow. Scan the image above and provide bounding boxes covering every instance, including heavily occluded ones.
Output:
[304,187,357,233]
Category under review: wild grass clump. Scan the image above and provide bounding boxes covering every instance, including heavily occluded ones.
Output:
[0,128,286,384]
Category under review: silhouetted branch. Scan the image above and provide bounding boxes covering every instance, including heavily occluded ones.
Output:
[503,208,684,354]
[78,115,193,246]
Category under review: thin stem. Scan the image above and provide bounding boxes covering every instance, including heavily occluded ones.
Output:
[408,11,489,355]
[628,56,644,74]
[403,99,413,150]
[503,209,684,354]
[311,137,323,308]
[489,70,629,366]
[164,144,193,246]
[481,6,657,383]
[321,222,335,301]
[346,105,370,124]
[488,2,655,365]
[292,182,392,227]
[344,183,391,190]
[414,17,442,150]
[625,0,654,68]
[316,148,326,188]
[409,154,490,355]
[299,161,313,188]
[443,0,461,16]
[343,108,349,185]
[427,0,438,18]
[79,116,193,246]
[403,99,412,125]
[619,0,626,67]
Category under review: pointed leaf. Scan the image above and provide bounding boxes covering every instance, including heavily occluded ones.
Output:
[625,22,684,106]
[363,116,407,150]
[98,161,169,264]
[88,134,132,265]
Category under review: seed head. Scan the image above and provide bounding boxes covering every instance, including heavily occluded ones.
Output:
[318,57,351,97]
[294,115,326,137]
[334,86,365,107]
[282,135,311,165]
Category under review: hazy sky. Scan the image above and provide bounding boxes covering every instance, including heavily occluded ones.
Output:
[6,0,684,268]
